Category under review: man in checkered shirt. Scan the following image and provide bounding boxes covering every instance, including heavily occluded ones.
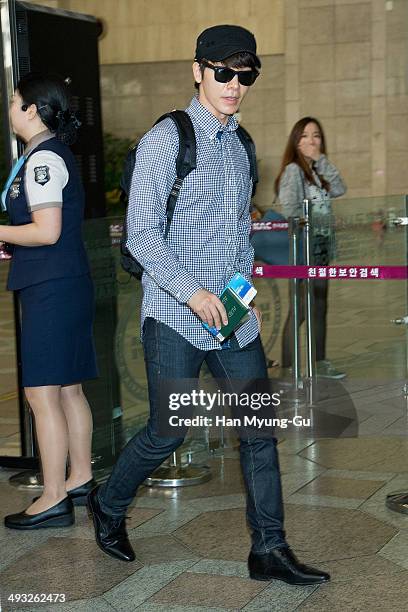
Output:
[89,25,329,587]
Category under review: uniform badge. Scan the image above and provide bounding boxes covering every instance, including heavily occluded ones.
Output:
[9,178,21,199]
[34,165,50,185]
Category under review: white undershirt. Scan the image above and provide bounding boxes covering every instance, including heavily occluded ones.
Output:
[24,150,69,212]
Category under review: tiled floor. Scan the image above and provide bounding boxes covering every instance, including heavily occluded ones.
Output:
[1,384,408,612]
[1,225,408,610]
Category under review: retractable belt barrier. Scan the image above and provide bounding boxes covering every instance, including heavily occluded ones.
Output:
[252,200,407,399]
[285,204,316,386]
[252,265,408,279]
[250,213,407,279]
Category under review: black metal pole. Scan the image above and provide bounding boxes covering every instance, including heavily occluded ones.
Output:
[0,0,38,469]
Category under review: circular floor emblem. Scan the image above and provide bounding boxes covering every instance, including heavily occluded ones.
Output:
[115,277,282,397]
[256,278,282,357]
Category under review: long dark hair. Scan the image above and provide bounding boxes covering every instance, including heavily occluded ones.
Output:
[17,72,80,145]
[274,116,329,195]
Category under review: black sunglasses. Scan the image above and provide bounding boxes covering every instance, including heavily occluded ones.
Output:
[201,60,259,86]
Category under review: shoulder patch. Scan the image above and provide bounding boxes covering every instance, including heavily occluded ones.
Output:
[34,165,50,185]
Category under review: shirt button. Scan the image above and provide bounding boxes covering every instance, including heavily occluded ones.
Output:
[176,291,181,299]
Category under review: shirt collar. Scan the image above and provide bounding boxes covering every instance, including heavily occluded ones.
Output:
[186,95,239,141]
[24,129,55,155]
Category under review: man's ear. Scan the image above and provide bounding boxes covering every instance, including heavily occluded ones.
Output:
[26,103,38,120]
[192,61,203,85]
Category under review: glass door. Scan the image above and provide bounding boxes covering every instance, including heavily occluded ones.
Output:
[326,194,408,385]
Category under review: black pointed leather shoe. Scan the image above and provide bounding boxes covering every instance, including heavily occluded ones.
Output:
[248,547,330,585]
[386,491,408,514]
[87,486,135,562]
[4,497,74,530]
[67,478,97,506]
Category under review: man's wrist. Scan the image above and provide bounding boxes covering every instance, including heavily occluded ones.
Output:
[163,270,203,303]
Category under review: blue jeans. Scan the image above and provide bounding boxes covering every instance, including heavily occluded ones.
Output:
[99,318,286,553]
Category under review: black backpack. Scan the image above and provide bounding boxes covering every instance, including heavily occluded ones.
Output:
[120,110,258,279]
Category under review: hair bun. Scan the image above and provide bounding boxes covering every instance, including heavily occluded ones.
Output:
[55,109,81,145]
[56,109,81,128]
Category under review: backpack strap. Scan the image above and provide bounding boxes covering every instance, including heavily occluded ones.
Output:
[120,141,138,199]
[236,124,258,196]
[154,110,197,238]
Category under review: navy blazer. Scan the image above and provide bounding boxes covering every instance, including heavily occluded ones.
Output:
[6,137,90,290]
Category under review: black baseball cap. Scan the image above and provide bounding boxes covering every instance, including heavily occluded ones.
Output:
[195,25,261,68]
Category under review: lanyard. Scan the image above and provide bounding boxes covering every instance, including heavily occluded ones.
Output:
[1,155,26,212]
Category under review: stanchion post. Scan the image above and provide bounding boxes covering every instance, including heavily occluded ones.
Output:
[302,199,318,408]
[302,199,316,380]
[289,216,302,389]
[144,448,211,488]
[1,0,42,483]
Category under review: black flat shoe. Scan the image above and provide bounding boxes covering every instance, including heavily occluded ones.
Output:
[87,486,135,562]
[4,497,74,530]
[67,478,97,506]
[248,547,330,585]
[32,478,97,506]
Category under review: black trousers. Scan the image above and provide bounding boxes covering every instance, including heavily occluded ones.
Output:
[281,279,328,368]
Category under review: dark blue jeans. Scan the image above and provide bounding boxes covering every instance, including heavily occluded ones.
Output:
[99,318,286,553]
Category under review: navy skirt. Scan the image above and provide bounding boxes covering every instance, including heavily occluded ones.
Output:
[18,274,98,387]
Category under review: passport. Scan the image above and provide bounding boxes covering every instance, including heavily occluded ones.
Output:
[226,272,257,305]
[203,287,250,343]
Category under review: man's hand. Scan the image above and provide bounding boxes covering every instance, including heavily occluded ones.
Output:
[253,306,262,331]
[188,289,228,329]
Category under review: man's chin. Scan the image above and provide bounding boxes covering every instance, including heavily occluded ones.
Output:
[221,105,240,116]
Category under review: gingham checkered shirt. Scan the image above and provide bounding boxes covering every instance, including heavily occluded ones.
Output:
[126,95,259,350]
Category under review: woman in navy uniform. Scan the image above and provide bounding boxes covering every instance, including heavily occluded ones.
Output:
[1,73,98,529]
